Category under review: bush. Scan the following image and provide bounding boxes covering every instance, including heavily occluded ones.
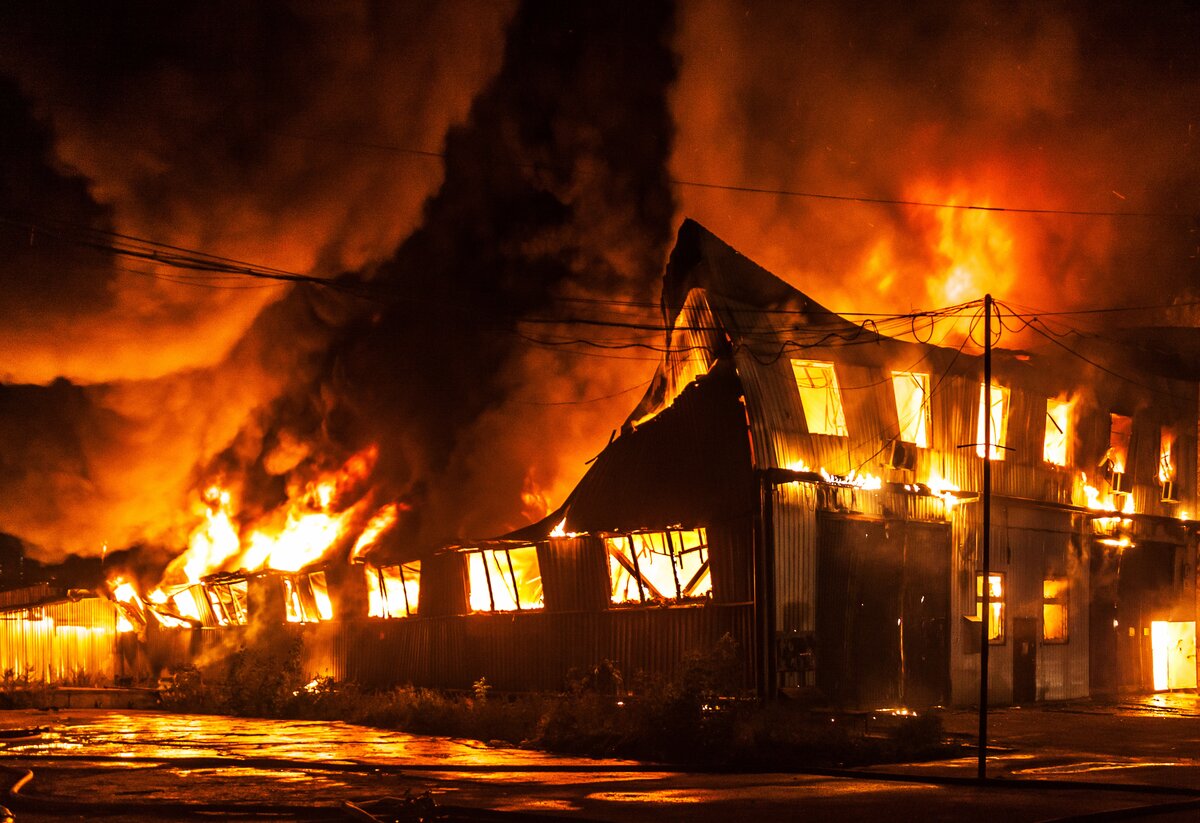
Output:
[155,631,952,770]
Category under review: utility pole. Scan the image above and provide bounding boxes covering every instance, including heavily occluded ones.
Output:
[978,294,993,781]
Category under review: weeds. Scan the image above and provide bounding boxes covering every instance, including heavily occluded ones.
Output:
[158,632,952,769]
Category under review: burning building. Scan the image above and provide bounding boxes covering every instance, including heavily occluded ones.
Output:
[350,219,1195,707]
[10,219,1199,710]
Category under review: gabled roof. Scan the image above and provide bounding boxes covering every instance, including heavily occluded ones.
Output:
[455,219,1200,548]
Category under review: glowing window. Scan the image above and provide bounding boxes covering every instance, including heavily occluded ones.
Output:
[605,528,711,604]
[283,576,306,623]
[308,571,333,621]
[206,580,248,626]
[791,360,848,436]
[1106,414,1132,475]
[1042,578,1068,643]
[973,573,1005,643]
[892,372,931,448]
[366,562,420,619]
[976,383,1010,460]
[1044,399,1071,466]
[1159,428,1176,484]
[467,547,543,613]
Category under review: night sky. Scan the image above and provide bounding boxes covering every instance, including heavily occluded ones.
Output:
[0,1,1196,571]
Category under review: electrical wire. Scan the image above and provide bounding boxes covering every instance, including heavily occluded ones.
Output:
[270,131,1194,220]
[510,378,655,406]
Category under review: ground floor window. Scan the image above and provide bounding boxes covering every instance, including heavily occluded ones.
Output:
[366,562,421,618]
[605,528,711,604]
[971,572,1005,643]
[204,579,249,626]
[284,571,333,623]
[1042,578,1068,643]
[467,547,543,612]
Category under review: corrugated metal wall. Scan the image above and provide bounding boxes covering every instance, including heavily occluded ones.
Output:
[948,503,1090,704]
[145,605,755,693]
[539,537,609,612]
[0,598,120,684]
[341,605,754,692]
[772,481,818,635]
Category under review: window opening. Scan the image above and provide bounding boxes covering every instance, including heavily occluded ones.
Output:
[308,571,333,620]
[972,572,1005,643]
[467,547,543,612]
[791,360,848,436]
[1105,414,1132,492]
[606,529,711,604]
[892,371,931,447]
[366,563,420,618]
[976,383,1010,460]
[1044,399,1071,466]
[1042,578,1068,643]
[1160,428,1178,501]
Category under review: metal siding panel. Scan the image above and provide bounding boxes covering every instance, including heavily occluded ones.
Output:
[338,606,754,692]
[773,482,818,634]
[0,597,120,684]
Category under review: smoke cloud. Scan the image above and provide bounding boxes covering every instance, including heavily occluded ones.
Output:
[670,0,1199,315]
[1,0,1196,572]
[0,1,513,557]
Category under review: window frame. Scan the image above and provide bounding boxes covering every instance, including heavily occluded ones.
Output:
[1044,398,1072,467]
[1042,577,1069,644]
[606,528,712,605]
[976,383,1011,460]
[971,572,1006,644]
[366,561,421,619]
[791,360,849,437]
[467,546,543,613]
[892,371,932,448]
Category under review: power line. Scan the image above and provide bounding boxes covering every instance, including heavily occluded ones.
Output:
[510,378,655,406]
[273,131,1194,220]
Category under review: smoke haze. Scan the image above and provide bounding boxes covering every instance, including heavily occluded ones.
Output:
[0,0,1196,569]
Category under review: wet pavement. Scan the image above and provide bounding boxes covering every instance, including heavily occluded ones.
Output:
[0,696,1199,821]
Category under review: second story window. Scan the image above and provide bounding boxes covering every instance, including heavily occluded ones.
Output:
[1106,414,1133,492]
[892,371,931,447]
[791,360,848,436]
[1160,428,1178,502]
[976,383,1010,460]
[1044,398,1072,466]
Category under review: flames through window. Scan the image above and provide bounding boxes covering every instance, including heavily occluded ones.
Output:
[976,383,1010,460]
[791,360,848,437]
[892,371,931,448]
[366,562,420,618]
[467,547,543,612]
[605,529,711,604]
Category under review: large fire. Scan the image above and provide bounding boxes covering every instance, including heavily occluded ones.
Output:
[139,445,400,607]
[856,184,1022,326]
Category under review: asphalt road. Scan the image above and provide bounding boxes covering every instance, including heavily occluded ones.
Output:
[0,695,1199,822]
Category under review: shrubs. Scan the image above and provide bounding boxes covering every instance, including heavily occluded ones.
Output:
[158,633,950,768]
[159,622,306,717]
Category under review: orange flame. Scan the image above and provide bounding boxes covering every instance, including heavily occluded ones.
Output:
[158,445,388,590]
[351,503,401,561]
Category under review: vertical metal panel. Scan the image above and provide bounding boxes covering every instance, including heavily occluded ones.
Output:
[772,481,818,634]
[538,537,609,613]
[336,605,754,692]
[0,597,119,684]
[419,552,468,616]
[708,517,755,603]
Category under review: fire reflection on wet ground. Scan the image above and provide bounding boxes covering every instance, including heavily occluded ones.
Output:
[3,703,1200,822]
